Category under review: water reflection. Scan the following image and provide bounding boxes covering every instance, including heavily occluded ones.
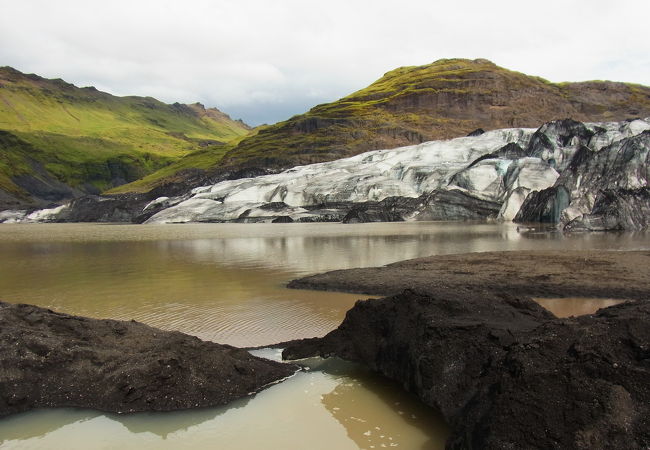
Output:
[0,222,648,449]
[1,222,647,347]
[0,410,101,442]
[318,362,449,450]
[0,353,448,450]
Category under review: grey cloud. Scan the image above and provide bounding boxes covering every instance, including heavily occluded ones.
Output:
[1,0,649,126]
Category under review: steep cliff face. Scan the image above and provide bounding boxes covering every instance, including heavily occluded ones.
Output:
[218,59,650,172]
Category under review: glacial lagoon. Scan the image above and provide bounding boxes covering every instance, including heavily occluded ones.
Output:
[0,222,648,449]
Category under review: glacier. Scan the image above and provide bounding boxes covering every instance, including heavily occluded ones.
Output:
[142,118,650,225]
[5,117,650,228]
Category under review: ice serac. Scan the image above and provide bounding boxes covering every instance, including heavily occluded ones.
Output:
[516,121,650,230]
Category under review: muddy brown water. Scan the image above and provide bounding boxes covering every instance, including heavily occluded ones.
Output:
[533,297,628,318]
[0,222,648,449]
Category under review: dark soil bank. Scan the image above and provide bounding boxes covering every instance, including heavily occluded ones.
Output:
[285,250,650,449]
[284,289,650,449]
[0,301,297,417]
[288,250,650,299]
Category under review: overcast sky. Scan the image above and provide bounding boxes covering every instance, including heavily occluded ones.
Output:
[2,0,649,126]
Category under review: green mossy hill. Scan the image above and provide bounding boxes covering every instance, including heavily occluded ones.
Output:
[219,58,650,171]
[0,66,250,208]
[107,127,269,195]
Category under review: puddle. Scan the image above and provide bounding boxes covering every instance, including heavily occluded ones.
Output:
[533,297,628,318]
[0,349,449,450]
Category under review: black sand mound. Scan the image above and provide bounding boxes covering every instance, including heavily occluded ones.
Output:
[284,289,650,449]
[0,301,297,417]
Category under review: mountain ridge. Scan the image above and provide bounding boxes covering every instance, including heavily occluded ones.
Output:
[109,58,650,196]
[215,58,650,172]
[3,59,650,211]
[0,66,250,209]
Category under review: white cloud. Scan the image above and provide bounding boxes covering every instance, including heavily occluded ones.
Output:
[1,0,649,125]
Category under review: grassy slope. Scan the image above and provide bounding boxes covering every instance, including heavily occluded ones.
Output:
[0,66,250,197]
[105,131,261,194]
[0,131,34,198]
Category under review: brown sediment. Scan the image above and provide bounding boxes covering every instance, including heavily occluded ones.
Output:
[0,302,297,418]
[288,250,650,300]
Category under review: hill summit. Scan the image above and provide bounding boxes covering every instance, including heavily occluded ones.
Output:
[219,58,650,170]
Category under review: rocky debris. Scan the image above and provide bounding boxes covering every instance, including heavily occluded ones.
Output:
[0,301,297,417]
[59,195,152,223]
[287,250,650,300]
[342,200,409,224]
[283,289,650,449]
[517,128,650,230]
[564,187,650,231]
[414,190,502,221]
[339,193,475,224]
[467,128,485,137]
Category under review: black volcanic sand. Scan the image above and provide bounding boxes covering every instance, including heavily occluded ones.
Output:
[284,251,650,449]
[288,250,650,300]
[0,301,297,418]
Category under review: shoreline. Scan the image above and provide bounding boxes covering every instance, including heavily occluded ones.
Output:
[283,249,650,449]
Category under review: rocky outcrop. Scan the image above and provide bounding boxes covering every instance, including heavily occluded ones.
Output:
[283,289,650,449]
[342,190,501,223]
[0,301,296,417]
